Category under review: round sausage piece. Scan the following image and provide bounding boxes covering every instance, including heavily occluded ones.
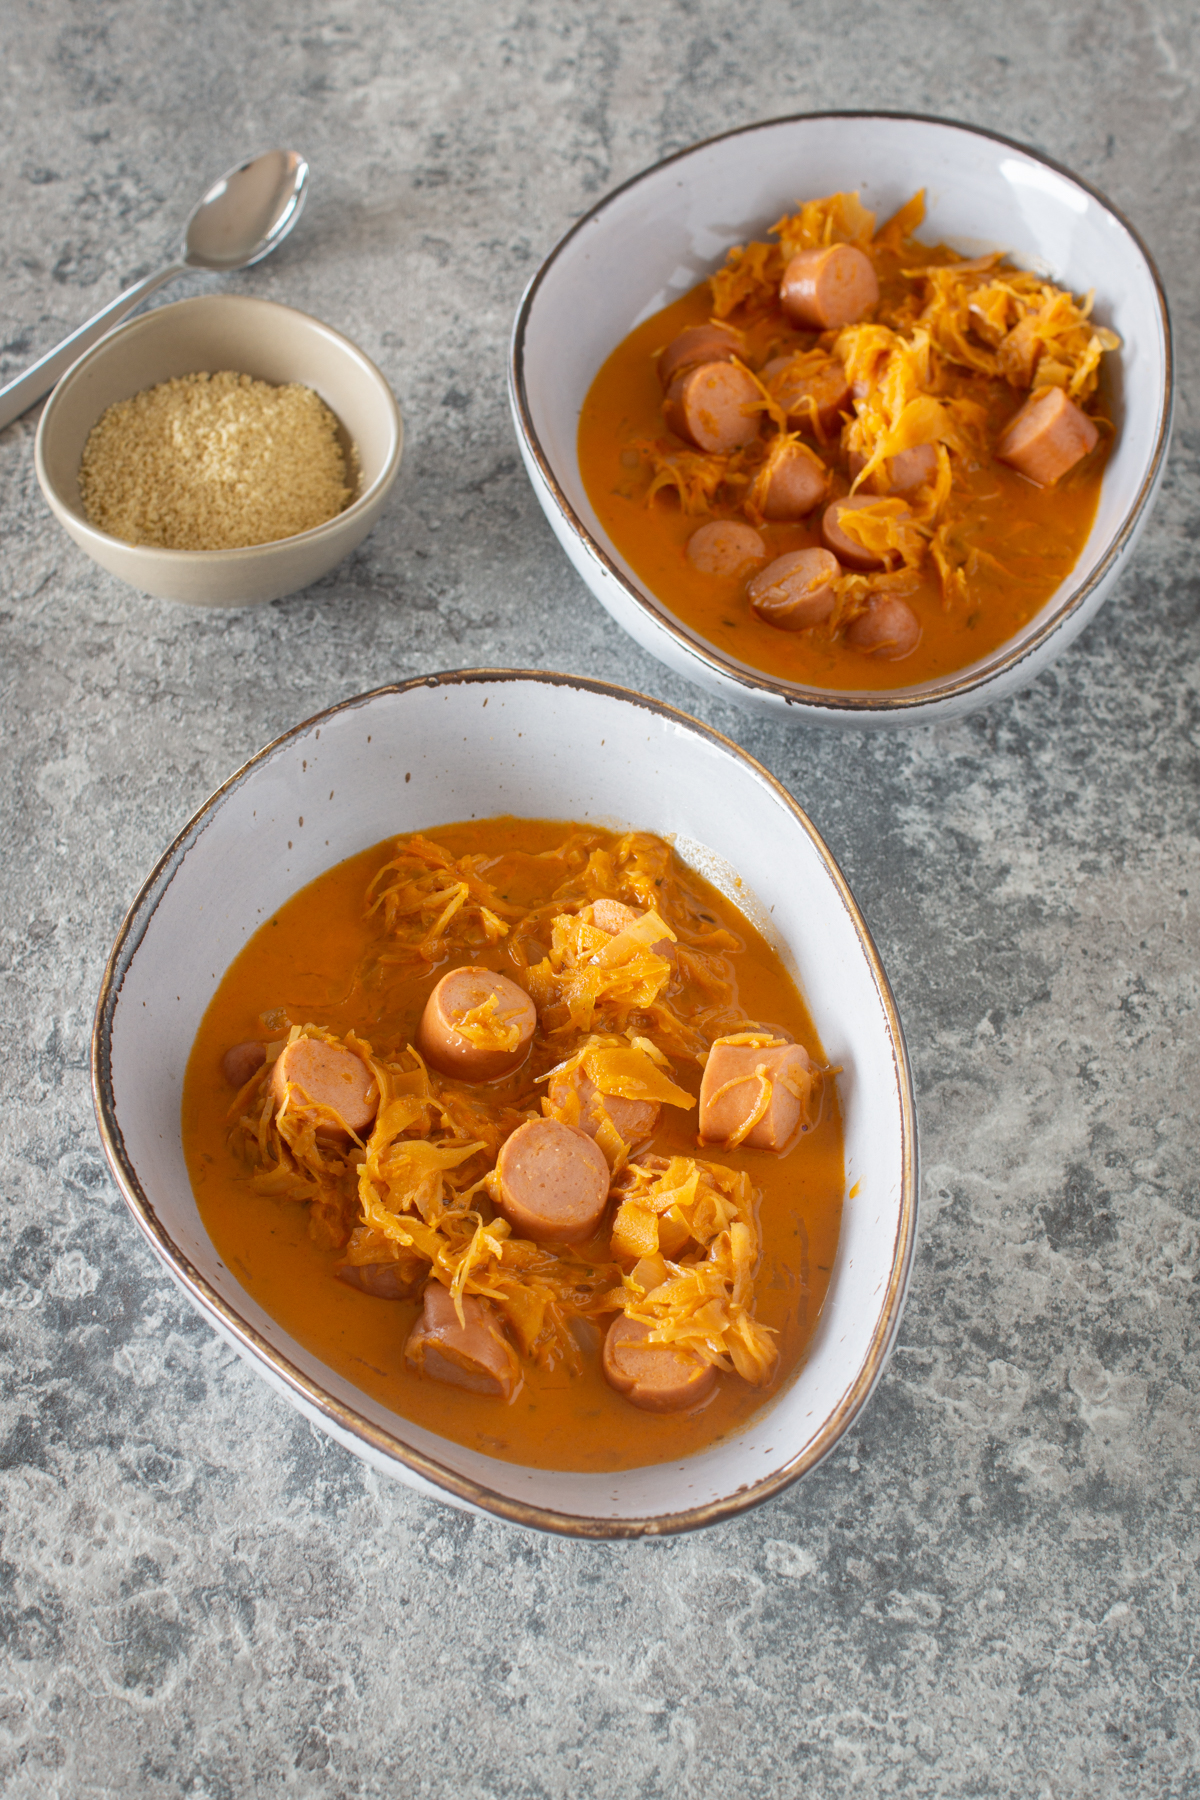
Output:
[698,1037,816,1150]
[589,896,675,966]
[494,1116,611,1243]
[780,244,880,330]
[269,1036,378,1138]
[603,1315,717,1413]
[821,494,911,572]
[223,1039,266,1089]
[996,386,1099,486]
[754,442,829,521]
[686,520,767,578]
[763,355,853,436]
[416,966,536,1083]
[845,594,922,660]
[663,362,762,454]
[546,1064,661,1153]
[334,1260,419,1300]
[747,549,840,632]
[405,1280,519,1399]
[850,442,939,496]
[658,322,742,388]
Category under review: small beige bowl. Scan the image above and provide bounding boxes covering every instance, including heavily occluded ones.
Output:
[35,293,403,607]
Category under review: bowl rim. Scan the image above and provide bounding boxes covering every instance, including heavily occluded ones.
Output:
[91,667,919,1538]
[35,291,404,564]
[509,109,1175,718]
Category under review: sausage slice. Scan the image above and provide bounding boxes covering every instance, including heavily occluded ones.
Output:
[780,244,879,329]
[223,1040,266,1088]
[493,1116,611,1242]
[334,1261,419,1300]
[663,362,762,454]
[270,1037,377,1138]
[996,386,1099,486]
[845,594,922,659]
[416,966,536,1083]
[821,494,912,571]
[763,355,853,436]
[686,520,767,577]
[589,897,676,968]
[850,442,939,496]
[405,1281,519,1399]
[751,441,829,521]
[747,549,840,631]
[698,1037,816,1151]
[658,323,742,388]
[546,1064,661,1152]
[603,1315,717,1413]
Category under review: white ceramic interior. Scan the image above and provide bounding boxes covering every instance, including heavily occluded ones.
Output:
[36,293,403,607]
[510,113,1173,728]
[93,671,917,1536]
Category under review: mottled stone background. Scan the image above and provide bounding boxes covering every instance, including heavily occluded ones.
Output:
[1,1,1197,1794]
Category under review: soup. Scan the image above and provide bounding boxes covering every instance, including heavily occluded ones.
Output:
[578,189,1117,692]
[182,818,845,1472]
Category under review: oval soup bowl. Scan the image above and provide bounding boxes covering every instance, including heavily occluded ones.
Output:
[510,112,1173,729]
[93,671,917,1537]
[36,293,403,607]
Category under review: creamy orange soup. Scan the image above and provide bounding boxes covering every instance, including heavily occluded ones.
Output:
[579,190,1115,692]
[182,819,845,1472]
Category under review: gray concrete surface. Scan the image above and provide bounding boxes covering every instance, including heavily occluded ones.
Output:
[1,2,1197,1794]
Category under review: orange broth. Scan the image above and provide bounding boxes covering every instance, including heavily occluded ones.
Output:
[578,254,1110,693]
[182,819,845,1473]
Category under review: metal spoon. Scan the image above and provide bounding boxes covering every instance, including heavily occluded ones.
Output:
[0,147,309,431]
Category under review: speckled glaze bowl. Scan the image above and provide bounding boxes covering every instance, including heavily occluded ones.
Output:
[35,293,403,607]
[92,671,917,1537]
[510,112,1173,728]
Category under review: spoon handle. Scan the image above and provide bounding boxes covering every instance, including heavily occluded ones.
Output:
[0,262,186,432]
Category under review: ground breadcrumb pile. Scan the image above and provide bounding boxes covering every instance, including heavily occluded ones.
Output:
[79,370,353,550]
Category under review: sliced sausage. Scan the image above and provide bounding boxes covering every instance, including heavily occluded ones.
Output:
[850,442,939,496]
[845,594,922,660]
[686,520,767,577]
[996,386,1099,486]
[493,1116,611,1243]
[334,1261,419,1300]
[780,244,879,329]
[822,494,911,572]
[223,1040,266,1088]
[589,897,675,966]
[747,548,840,631]
[270,1036,377,1138]
[698,1037,816,1151]
[752,441,829,521]
[663,362,762,454]
[887,442,939,495]
[763,355,853,436]
[546,1065,660,1152]
[591,896,640,935]
[602,1314,717,1413]
[405,1280,519,1399]
[658,322,742,388]
[416,966,536,1083]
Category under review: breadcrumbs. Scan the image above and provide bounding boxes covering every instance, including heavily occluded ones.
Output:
[78,370,354,550]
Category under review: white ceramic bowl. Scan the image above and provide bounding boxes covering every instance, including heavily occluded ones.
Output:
[36,293,403,607]
[93,671,917,1536]
[510,113,1173,728]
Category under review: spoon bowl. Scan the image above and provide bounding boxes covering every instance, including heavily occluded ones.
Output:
[183,149,309,272]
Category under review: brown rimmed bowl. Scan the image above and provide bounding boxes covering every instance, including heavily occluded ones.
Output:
[509,112,1173,728]
[93,670,917,1536]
